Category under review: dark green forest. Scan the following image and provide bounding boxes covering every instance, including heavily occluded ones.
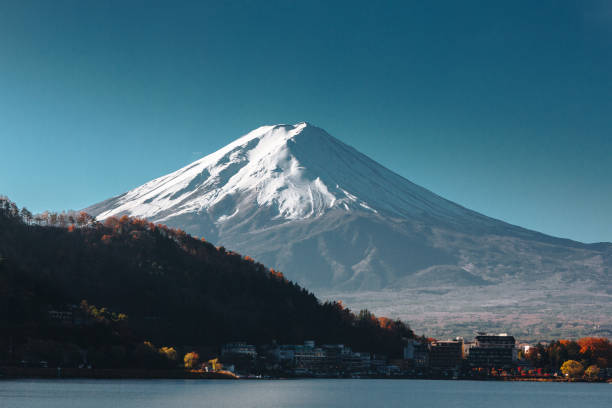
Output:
[0,197,414,368]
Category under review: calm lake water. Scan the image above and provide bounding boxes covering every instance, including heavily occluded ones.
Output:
[1,379,611,408]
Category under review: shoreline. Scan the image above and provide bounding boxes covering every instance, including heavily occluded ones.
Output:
[0,367,236,380]
[1,367,609,383]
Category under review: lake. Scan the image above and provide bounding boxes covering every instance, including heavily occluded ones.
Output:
[1,379,611,408]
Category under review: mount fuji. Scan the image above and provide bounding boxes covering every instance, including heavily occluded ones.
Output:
[86,123,612,338]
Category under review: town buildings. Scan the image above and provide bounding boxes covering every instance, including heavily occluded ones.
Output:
[429,338,464,369]
[467,333,517,368]
[403,339,429,367]
[221,342,257,358]
[217,332,524,377]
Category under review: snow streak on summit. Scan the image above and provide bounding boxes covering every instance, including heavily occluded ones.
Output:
[87,123,612,338]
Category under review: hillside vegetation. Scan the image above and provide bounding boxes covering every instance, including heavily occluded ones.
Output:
[0,197,413,368]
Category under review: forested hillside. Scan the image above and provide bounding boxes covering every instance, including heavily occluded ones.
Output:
[0,197,413,368]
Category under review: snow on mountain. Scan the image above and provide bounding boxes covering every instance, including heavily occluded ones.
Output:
[96,123,353,221]
[93,122,496,226]
[86,122,612,338]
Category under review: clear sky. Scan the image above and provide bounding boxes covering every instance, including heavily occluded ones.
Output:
[1,1,611,243]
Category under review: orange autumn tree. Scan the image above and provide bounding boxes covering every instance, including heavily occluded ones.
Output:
[184,351,200,369]
[269,268,286,281]
[356,308,406,332]
[578,337,610,354]
[577,337,611,367]
[377,317,395,330]
[159,347,177,362]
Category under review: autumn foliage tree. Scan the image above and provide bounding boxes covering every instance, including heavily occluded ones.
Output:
[577,337,611,368]
[560,360,584,378]
[585,365,600,379]
[184,352,200,369]
[525,338,611,372]
[159,347,177,362]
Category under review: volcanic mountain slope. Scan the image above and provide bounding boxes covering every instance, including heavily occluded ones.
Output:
[86,123,612,338]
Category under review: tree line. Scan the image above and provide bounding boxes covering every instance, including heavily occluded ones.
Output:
[524,337,611,378]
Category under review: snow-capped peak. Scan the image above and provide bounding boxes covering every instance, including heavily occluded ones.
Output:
[92,122,483,226]
[94,123,366,222]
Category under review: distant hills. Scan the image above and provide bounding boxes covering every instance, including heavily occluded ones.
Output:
[85,123,612,339]
[0,197,412,367]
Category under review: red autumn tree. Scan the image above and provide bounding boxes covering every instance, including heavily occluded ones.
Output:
[578,337,611,367]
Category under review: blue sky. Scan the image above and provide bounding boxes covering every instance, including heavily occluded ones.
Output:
[1,0,611,243]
